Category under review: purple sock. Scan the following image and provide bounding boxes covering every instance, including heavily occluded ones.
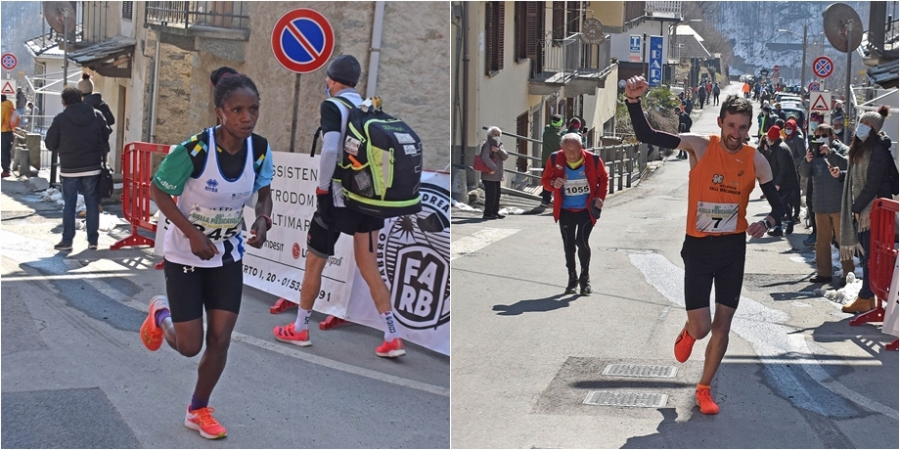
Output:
[190,394,208,412]
[155,308,170,327]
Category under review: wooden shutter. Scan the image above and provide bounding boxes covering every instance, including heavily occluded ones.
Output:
[525,2,540,59]
[516,112,529,172]
[567,1,580,33]
[485,3,494,75]
[552,1,565,40]
[497,3,504,70]
[122,1,133,20]
[515,2,526,61]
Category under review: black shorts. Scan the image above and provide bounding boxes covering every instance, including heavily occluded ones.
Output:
[680,233,746,311]
[163,259,243,322]
[306,208,385,258]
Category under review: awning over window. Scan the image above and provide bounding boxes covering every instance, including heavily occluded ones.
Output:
[68,36,136,78]
[867,61,899,89]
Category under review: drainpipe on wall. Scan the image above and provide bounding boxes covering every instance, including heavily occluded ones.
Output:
[457,1,470,202]
[148,34,160,143]
[366,1,385,99]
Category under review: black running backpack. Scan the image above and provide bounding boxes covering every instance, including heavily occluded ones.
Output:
[327,96,423,218]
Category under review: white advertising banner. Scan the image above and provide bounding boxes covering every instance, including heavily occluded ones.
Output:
[343,171,451,355]
[240,152,357,317]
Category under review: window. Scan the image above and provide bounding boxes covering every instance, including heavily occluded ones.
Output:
[122,1,133,20]
[515,2,544,62]
[567,1,581,33]
[484,1,505,75]
[516,112,529,172]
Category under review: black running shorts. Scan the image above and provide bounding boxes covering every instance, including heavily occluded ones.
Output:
[306,208,385,258]
[163,259,243,322]
[680,232,746,311]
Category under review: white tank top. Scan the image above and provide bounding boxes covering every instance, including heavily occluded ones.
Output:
[164,127,255,267]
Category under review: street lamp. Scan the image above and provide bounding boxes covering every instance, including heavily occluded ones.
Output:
[777,24,807,88]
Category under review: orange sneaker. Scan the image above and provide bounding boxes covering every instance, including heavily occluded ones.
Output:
[273,323,311,347]
[376,338,406,358]
[695,386,720,415]
[674,327,695,363]
[184,406,227,439]
[140,295,169,351]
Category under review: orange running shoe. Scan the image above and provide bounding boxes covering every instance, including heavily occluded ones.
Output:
[376,338,406,358]
[674,327,695,363]
[273,323,311,347]
[140,295,169,351]
[184,406,227,439]
[695,386,720,415]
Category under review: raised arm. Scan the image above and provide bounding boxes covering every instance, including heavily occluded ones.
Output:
[624,76,708,158]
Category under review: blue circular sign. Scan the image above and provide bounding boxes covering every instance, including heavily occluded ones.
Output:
[271,9,334,74]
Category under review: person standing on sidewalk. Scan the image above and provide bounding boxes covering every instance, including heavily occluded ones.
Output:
[783,118,806,224]
[1,94,14,178]
[625,76,786,415]
[141,68,274,439]
[763,125,799,236]
[835,106,896,314]
[44,87,110,251]
[540,115,563,207]
[799,124,853,285]
[676,107,692,160]
[272,55,408,358]
[541,133,608,295]
[479,126,509,220]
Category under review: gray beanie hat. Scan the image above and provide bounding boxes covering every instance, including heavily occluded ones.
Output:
[326,55,361,87]
[77,74,93,94]
[858,106,890,133]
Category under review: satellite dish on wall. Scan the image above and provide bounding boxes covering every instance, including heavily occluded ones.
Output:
[822,3,863,53]
[42,1,76,37]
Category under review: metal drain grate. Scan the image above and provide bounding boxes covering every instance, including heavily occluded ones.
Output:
[601,364,677,378]
[583,391,668,408]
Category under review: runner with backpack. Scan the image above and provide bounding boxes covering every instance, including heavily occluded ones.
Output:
[273,54,421,357]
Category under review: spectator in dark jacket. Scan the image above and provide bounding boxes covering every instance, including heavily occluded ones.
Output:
[836,106,895,314]
[540,115,563,207]
[676,107,692,159]
[783,118,806,223]
[763,126,800,236]
[799,125,853,284]
[45,87,110,251]
[480,126,509,220]
[78,73,115,161]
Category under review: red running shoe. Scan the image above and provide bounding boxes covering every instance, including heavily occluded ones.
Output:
[184,406,227,439]
[695,386,720,415]
[140,295,169,351]
[674,327,695,363]
[376,338,406,358]
[273,323,311,347]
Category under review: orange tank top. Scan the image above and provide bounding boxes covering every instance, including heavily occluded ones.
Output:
[686,135,757,238]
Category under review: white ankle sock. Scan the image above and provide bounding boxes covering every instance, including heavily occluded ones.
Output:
[294,308,312,331]
[382,311,399,341]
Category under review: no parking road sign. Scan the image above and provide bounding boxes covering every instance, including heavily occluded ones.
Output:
[1,53,17,70]
[808,81,821,92]
[813,56,834,79]
[271,9,334,74]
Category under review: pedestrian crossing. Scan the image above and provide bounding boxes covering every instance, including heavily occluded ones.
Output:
[450,227,520,261]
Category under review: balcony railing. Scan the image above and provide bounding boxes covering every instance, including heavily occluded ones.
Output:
[145,1,250,30]
[645,1,682,20]
[533,32,611,81]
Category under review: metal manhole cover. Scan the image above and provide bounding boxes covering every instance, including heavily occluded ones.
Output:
[601,364,677,378]
[583,391,668,408]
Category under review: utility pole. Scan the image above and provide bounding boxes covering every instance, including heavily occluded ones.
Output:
[800,23,807,89]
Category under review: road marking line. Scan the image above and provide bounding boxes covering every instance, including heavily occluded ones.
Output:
[450,227,520,261]
[1,230,449,398]
[628,251,899,420]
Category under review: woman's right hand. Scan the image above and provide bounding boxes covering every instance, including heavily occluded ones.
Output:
[828,166,841,179]
[188,228,219,260]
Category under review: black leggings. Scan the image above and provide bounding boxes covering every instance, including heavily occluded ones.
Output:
[558,208,594,273]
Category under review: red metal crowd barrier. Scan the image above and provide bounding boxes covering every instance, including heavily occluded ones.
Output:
[850,198,899,351]
[111,142,170,250]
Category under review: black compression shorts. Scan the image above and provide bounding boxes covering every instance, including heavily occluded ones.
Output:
[164,259,243,322]
[680,233,746,311]
[306,208,385,258]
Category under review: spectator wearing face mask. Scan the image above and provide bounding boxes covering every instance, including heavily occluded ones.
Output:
[783,118,806,223]
[799,125,853,285]
[832,116,846,144]
[762,125,800,236]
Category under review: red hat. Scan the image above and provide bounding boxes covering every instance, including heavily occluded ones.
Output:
[767,125,782,141]
[785,118,797,129]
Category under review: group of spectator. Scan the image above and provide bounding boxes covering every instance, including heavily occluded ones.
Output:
[759,104,896,314]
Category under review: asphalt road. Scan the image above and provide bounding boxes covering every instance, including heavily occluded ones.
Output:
[1,175,450,448]
[449,82,898,449]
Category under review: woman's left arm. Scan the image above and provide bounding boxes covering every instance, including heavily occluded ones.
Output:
[852,145,890,213]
